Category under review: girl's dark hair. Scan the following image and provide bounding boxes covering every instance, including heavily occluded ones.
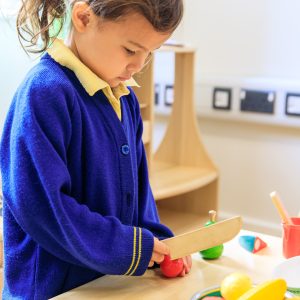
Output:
[17,0,184,54]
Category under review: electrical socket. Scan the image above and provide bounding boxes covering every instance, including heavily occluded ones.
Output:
[240,89,275,114]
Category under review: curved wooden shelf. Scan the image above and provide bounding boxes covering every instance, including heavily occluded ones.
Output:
[155,208,208,235]
[150,161,217,200]
[136,47,219,233]
[139,103,148,109]
[141,121,151,144]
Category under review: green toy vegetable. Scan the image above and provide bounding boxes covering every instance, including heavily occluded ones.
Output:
[199,210,224,259]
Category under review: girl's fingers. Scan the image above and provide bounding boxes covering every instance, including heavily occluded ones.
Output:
[181,256,192,276]
[150,237,170,264]
[151,251,165,264]
[153,237,170,256]
[182,257,189,274]
[148,260,154,268]
[185,255,192,272]
[179,267,186,277]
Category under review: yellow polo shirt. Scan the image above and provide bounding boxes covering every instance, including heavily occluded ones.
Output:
[47,39,139,120]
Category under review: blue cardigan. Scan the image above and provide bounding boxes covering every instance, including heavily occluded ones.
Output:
[0,54,173,299]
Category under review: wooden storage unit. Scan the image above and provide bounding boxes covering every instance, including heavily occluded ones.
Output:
[133,61,154,172]
[134,46,219,235]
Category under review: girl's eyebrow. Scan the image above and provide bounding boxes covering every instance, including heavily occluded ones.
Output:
[128,40,149,51]
[128,41,161,52]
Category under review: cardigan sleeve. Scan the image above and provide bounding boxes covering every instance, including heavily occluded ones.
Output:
[132,91,174,240]
[0,76,154,276]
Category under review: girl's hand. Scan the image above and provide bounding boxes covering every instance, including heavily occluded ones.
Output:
[148,237,170,267]
[178,255,192,276]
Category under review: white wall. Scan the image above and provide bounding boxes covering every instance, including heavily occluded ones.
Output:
[153,0,300,236]
[0,14,37,133]
[182,0,300,79]
[197,119,300,236]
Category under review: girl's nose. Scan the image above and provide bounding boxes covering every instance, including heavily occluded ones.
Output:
[127,54,147,74]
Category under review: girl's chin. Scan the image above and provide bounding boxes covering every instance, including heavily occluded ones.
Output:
[108,78,122,88]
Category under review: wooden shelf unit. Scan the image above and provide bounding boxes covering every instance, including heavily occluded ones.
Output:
[134,46,219,235]
[133,61,154,171]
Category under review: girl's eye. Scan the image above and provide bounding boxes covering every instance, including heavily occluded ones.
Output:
[124,47,136,55]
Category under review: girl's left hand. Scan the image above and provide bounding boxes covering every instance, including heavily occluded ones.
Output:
[179,255,192,276]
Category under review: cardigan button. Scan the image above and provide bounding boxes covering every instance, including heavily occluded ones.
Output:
[121,144,130,155]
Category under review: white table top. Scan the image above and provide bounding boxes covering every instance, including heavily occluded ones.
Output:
[53,230,285,300]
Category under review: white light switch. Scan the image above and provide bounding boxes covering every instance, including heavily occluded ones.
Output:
[213,88,231,110]
[286,93,300,116]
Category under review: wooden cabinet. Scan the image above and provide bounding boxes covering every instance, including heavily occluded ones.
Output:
[133,46,219,235]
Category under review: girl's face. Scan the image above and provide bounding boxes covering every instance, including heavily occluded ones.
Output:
[71,5,171,87]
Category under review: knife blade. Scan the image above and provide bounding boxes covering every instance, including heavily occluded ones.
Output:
[162,216,242,259]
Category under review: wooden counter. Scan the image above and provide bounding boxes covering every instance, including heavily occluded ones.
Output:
[52,230,285,299]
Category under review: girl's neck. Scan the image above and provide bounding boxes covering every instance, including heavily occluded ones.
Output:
[65,32,80,59]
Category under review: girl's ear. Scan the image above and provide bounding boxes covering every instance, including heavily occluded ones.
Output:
[71,1,93,33]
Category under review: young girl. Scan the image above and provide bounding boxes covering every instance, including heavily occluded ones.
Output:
[0,0,192,299]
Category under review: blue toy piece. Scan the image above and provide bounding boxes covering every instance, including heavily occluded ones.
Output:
[239,235,267,253]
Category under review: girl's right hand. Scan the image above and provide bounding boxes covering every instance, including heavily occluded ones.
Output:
[148,237,170,267]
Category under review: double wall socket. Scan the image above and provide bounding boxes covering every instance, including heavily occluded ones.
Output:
[240,89,275,114]
[197,77,300,128]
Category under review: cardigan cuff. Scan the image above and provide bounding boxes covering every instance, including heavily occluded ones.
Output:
[123,227,153,276]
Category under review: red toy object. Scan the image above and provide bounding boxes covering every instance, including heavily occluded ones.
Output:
[160,255,183,278]
[239,235,267,253]
[282,217,300,258]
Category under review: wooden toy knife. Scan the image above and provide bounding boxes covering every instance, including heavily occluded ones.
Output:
[162,216,242,259]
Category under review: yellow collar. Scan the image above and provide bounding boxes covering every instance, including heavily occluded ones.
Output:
[47,39,139,96]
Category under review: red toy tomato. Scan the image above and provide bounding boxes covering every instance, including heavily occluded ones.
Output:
[160,255,184,278]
